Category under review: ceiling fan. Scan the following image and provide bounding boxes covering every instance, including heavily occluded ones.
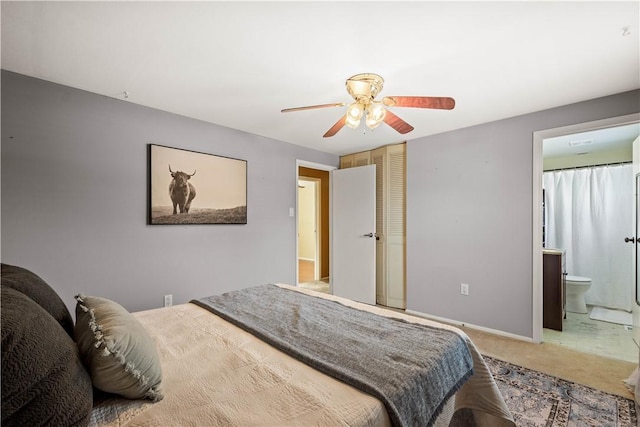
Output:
[281,73,455,138]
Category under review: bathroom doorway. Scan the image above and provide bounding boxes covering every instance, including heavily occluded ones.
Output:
[534,116,640,362]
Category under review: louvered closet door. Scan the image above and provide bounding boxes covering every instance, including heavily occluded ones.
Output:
[371,148,386,305]
[354,151,371,167]
[385,144,406,309]
[340,154,354,169]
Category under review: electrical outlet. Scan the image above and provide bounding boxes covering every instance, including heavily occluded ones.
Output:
[460,283,469,296]
[163,294,173,307]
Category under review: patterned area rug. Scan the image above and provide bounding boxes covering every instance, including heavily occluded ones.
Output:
[484,356,637,426]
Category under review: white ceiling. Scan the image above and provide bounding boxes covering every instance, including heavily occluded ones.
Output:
[2,1,639,156]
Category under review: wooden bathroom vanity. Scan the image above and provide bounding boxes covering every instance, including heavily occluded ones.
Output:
[543,249,566,331]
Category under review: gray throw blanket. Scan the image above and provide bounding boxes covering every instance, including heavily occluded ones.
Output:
[193,284,473,427]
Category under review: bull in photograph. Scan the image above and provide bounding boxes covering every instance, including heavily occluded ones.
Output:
[169,165,196,214]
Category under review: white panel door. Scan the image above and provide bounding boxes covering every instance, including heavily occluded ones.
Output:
[331,165,376,305]
[632,136,640,347]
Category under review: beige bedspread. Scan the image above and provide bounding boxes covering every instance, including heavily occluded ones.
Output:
[90,285,514,427]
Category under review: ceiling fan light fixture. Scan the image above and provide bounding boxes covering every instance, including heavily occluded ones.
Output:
[281,73,455,138]
[366,102,386,129]
[345,116,361,129]
[345,102,364,129]
[346,74,384,100]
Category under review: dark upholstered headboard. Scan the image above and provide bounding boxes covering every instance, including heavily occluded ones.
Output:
[1,263,93,426]
[1,264,75,337]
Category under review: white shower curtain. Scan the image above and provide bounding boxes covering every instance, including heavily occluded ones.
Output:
[543,164,633,312]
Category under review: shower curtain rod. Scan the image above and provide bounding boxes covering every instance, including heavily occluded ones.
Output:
[544,161,631,173]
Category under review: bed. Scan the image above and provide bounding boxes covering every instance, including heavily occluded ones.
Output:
[1,263,515,427]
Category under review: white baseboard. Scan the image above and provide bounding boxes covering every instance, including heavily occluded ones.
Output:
[405,309,535,343]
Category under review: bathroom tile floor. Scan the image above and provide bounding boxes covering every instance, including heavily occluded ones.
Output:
[543,305,637,363]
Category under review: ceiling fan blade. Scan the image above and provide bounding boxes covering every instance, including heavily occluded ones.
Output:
[323,115,347,138]
[281,102,347,113]
[382,96,455,110]
[383,110,414,134]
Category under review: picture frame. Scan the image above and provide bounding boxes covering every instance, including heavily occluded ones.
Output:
[148,144,247,225]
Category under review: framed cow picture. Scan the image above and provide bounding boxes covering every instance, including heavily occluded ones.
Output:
[148,144,247,225]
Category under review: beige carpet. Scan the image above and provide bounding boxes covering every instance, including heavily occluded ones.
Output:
[458,324,637,400]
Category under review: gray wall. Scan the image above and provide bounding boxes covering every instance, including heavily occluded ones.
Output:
[1,71,338,314]
[406,89,640,338]
[4,69,639,339]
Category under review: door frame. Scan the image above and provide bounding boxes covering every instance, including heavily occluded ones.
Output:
[295,160,337,288]
[531,112,640,343]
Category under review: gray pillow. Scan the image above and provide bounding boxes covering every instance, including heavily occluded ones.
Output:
[74,294,164,402]
[1,263,75,338]
[1,286,93,426]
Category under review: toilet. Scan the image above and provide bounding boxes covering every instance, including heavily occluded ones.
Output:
[565,275,592,314]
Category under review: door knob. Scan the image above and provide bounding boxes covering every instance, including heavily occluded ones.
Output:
[624,237,636,243]
[363,233,374,238]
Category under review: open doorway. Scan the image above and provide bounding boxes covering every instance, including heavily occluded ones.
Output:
[297,165,330,293]
[298,177,320,282]
[532,113,640,363]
